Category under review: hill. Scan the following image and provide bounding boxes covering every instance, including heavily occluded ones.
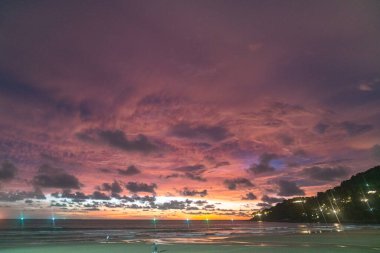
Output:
[251,166,380,223]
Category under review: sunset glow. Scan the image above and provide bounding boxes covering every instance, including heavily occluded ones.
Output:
[0,0,380,220]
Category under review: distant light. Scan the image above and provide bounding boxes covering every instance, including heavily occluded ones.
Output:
[368,190,376,194]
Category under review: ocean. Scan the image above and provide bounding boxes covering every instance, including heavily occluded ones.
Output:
[0,219,370,247]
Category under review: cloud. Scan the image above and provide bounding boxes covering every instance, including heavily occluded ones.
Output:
[33,164,82,189]
[0,72,97,120]
[78,99,108,121]
[168,164,207,182]
[248,153,278,174]
[340,121,373,136]
[99,168,112,173]
[98,130,157,152]
[302,166,349,181]
[170,122,230,142]
[125,182,157,194]
[358,78,380,91]
[224,178,254,190]
[127,195,156,205]
[0,188,45,202]
[98,180,123,195]
[0,161,17,182]
[179,187,208,197]
[371,144,380,161]
[203,204,215,210]
[91,191,111,200]
[52,190,89,202]
[313,122,329,134]
[182,173,207,182]
[277,180,305,196]
[278,134,294,146]
[256,202,272,208]
[157,200,188,210]
[0,72,65,110]
[241,192,257,200]
[261,195,285,204]
[214,161,230,168]
[77,129,157,153]
[118,165,141,176]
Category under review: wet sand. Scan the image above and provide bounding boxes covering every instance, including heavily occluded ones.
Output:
[1,229,380,253]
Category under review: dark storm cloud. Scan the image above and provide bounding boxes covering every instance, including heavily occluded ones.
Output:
[261,195,285,204]
[248,153,278,174]
[179,187,208,197]
[313,122,329,134]
[277,180,305,196]
[118,165,141,176]
[340,121,373,136]
[0,188,45,202]
[302,166,349,181]
[125,182,157,194]
[76,129,157,153]
[241,192,257,200]
[0,161,17,182]
[33,164,82,189]
[223,178,254,190]
[170,122,230,142]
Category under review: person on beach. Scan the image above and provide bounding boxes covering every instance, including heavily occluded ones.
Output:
[152,242,158,253]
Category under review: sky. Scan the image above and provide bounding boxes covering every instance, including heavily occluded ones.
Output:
[0,0,380,220]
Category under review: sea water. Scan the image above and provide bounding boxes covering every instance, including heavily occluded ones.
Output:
[0,219,375,247]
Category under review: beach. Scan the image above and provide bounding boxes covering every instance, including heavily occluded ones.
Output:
[2,228,380,253]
